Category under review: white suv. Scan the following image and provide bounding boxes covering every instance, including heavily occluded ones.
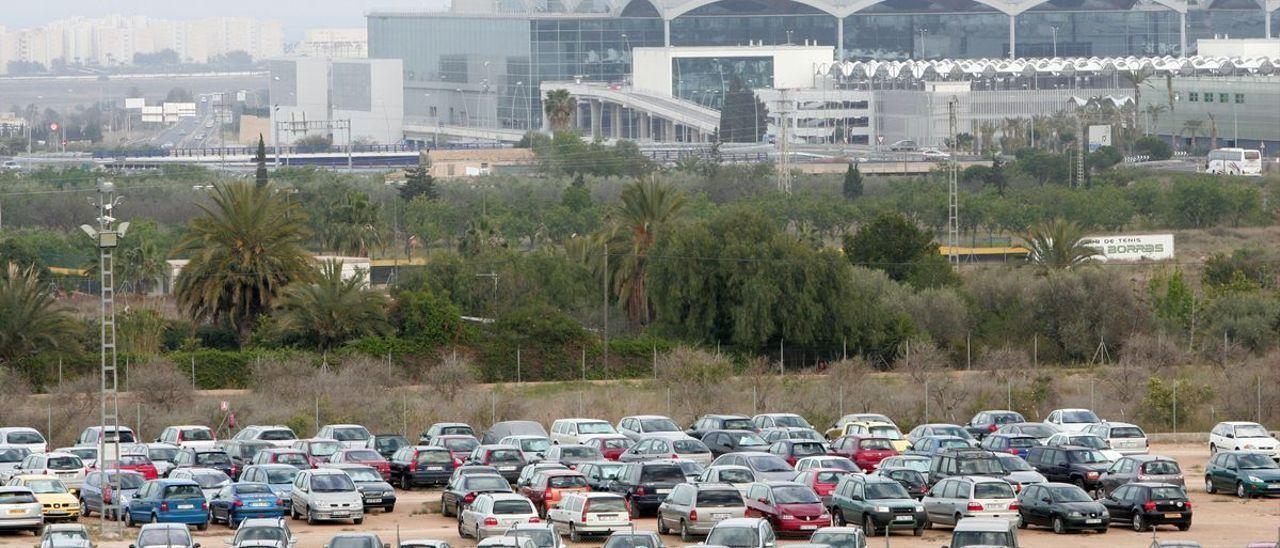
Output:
[1044,409,1103,433]
[233,426,298,449]
[1210,421,1279,461]
[547,492,630,542]
[549,420,618,446]
[0,428,47,454]
[289,468,364,525]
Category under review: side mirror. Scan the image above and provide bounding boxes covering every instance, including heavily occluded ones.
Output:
[1041,497,1052,504]
[1225,433,1235,439]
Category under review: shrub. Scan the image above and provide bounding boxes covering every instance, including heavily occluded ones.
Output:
[169,350,255,389]
[130,359,195,411]
[1132,136,1173,160]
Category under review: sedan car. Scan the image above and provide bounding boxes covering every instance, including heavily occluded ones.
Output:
[1099,482,1191,532]
[1016,482,1108,534]
[209,482,286,527]
[905,424,974,446]
[1204,451,1280,498]
[0,486,43,534]
[79,470,145,519]
[828,474,925,537]
[458,493,540,540]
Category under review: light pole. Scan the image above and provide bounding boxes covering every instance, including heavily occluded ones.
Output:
[917,28,929,59]
[1051,26,1059,57]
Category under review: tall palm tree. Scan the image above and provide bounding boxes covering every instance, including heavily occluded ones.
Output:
[458,215,508,257]
[1144,104,1168,136]
[277,261,390,350]
[120,237,168,295]
[1022,219,1101,270]
[1182,119,1204,150]
[174,182,313,343]
[0,263,77,364]
[1121,69,1150,137]
[321,191,384,257]
[543,89,576,132]
[596,179,686,324]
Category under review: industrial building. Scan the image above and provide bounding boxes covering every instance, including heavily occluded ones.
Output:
[268,57,405,146]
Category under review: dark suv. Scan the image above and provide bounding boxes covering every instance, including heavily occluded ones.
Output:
[1025,445,1111,492]
[964,411,1026,441]
[927,449,1007,486]
[607,461,687,517]
[389,446,455,489]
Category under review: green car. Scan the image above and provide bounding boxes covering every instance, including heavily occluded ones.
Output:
[829,474,927,536]
[1205,450,1280,498]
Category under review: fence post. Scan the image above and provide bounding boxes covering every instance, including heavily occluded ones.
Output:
[1006,379,1012,409]
[314,396,320,431]
[136,402,141,434]
[966,333,971,370]
[779,339,784,375]
[652,344,657,379]
[191,355,196,390]
[1257,375,1263,423]
[47,403,51,439]
[839,384,844,417]
[491,390,497,425]
[842,338,847,361]
[581,348,586,382]
[1033,335,1038,367]
[753,386,759,416]
[1172,383,1178,434]
[517,348,522,384]
[924,379,930,423]
[666,387,671,417]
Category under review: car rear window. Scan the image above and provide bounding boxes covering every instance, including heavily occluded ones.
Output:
[1008,437,1038,448]
[1111,427,1145,438]
[859,439,894,450]
[815,471,847,484]
[956,457,1004,475]
[465,476,511,491]
[259,430,296,441]
[106,430,136,443]
[181,429,214,441]
[149,448,178,462]
[718,468,754,483]
[266,468,299,483]
[1061,411,1099,423]
[236,484,273,495]
[0,448,30,463]
[118,455,151,466]
[992,414,1022,424]
[602,439,632,450]
[196,452,231,465]
[443,438,479,451]
[560,446,600,458]
[138,529,193,547]
[165,484,205,499]
[6,432,44,444]
[1150,486,1187,500]
[639,465,685,483]
[586,497,628,513]
[696,489,743,506]
[416,450,453,464]
[494,499,535,514]
[344,450,382,460]
[192,472,230,489]
[549,475,588,489]
[48,456,83,469]
[973,482,1014,499]
[276,453,310,466]
[577,422,615,435]
[332,428,370,442]
[113,474,145,489]
[488,449,523,463]
[442,426,473,436]
[772,485,820,504]
[722,419,754,431]
[1142,460,1180,475]
[793,442,825,456]
[673,440,708,453]
[0,492,36,504]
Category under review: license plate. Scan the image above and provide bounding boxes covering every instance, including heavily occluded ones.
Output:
[598,514,620,520]
[655,489,670,494]
[7,509,25,515]
[1165,513,1182,519]
[251,502,269,508]
[500,466,516,471]
[800,525,817,530]
[713,513,730,520]
[1085,518,1102,524]
[367,498,382,503]
[332,511,349,517]
[178,504,194,510]
[985,504,1005,511]
[895,515,913,522]
[427,466,443,470]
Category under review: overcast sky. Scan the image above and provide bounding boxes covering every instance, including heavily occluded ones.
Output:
[4,0,448,39]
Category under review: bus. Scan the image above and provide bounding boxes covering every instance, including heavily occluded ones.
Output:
[1205,147,1263,176]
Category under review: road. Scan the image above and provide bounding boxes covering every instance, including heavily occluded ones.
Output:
[0,73,266,112]
[0,442,1275,548]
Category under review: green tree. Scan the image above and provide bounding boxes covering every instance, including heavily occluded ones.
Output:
[1163,177,1227,228]
[399,157,437,201]
[293,134,333,153]
[319,191,384,256]
[841,163,863,200]
[389,288,468,347]
[1132,136,1172,160]
[1022,218,1101,270]
[561,175,592,212]
[254,134,269,187]
[458,215,508,257]
[277,260,390,350]
[543,89,575,132]
[0,263,77,365]
[597,179,686,324]
[1148,269,1195,332]
[718,76,768,143]
[1203,247,1277,291]
[174,182,314,343]
[842,211,956,288]
[1087,145,1122,172]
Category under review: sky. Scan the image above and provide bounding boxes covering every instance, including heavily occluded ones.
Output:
[4,0,448,39]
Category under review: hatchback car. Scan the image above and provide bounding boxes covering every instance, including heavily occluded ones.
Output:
[759,428,827,447]
[209,482,286,527]
[252,449,314,471]
[315,425,373,450]
[125,478,208,529]
[544,445,604,468]
[742,481,828,536]
[431,435,481,464]
[466,445,528,482]
[688,416,756,439]
[922,476,1019,528]
[135,444,181,478]
[322,463,395,512]
[1100,455,1183,497]
[459,493,540,540]
[808,526,866,548]
[829,436,897,472]
[0,428,47,454]
[993,454,1047,493]
[7,475,79,522]
[103,453,159,480]
[1210,422,1279,461]
[701,431,770,457]
[367,435,409,460]
[172,448,236,479]
[657,482,745,540]
[0,445,31,481]
[829,474,925,536]
[521,469,589,516]
[829,423,910,453]
[329,449,390,480]
[980,434,1041,459]
[238,465,299,507]
[948,517,1019,548]
[1044,409,1103,433]
[617,416,683,441]
[547,492,631,541]
[1016,482,1108,534]
[876,455,931,480]
[233,426,298,449]
[499,436,554,461]
[80,469,145,519]
[292,439,344,466]
[289,468,364,525]
[607,461,687,516]
[441,473,513,517]
[504,523,562,548]
[695,465,756,496]
[964,411,1026,441]
[994,423,1060,444]
[703,517,776,548]
[155,426,217,451]
[577,461,625,491]
[711,452,794,482]
[75,426,137,447]
[792,468,851,505]
[13,453,86,492]
[389,446,455,489]
[602,531,664,548]
[1099,482,1191,532]
[230,517,295,548]
[1204,450,1280,498]
[765,440,827,467]
[621,436,713,466]
[325,533,387,548]
[0,486,43,533]
[584,436,634,461]
[133,523,197,548]
[906,424,974,446]
[1082,422,1150,456]
[38,523,91,548]
[905,436,975,458]
[927,449,1008,486]
[1045,433,1122,461]
[751,414,812,430]
[420,423,476,445]
[794,456,857,473]
[874,468,928,499]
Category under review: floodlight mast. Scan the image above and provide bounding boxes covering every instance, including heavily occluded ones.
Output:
[84,179,125,538]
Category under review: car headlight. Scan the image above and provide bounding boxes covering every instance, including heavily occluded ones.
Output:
[914,506,924,512]
[874,506,890,513]
[1248,475,1263,483]
[1068,511,1083,518]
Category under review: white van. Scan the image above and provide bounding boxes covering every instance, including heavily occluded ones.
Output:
[549,419,618,446]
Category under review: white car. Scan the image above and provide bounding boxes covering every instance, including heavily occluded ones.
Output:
[549,419,618,446]
[616,416,682,441]
[505,523,563,548]
[546,492,630,542]
[1081,422,1149,456]
[13,452,86,492]
[1044,409,1104,433]
[793,456,859,473]
[1210,421,1279,461]
[476,537,537,548]
[74,426,136,447]
[704,518,776,548]
[0,486,42,533]
[1045,433,1123,462]
[694,465,756,497]
[233,425,299,449]
[921,148,952,161]
[0,446,32,482]
[0,428,47,454]
[154,426,217,451]
[922,476,1020,527]
[459,493,541,540]
[315,424,372,450]
[289,468,364,525]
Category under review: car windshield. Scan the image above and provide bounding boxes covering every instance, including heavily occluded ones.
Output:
[810,532,862,548]
[734,434,767,447]
[465,476,511,491]
[722,419,754,431]
[973,482,1015,499]
[718,468,755,483]
[866,482,910,499]
[443,438,479,451]
[149,448,178,462]
[673,440,708,453]
[639,419,680,432]
[934,426,968,438]
[7,432,43,444]
[815,471,847,484]
[1234,424,1270,438]
[344,450,382,461]
[603,535,656,548]
[747,455,792,473]
[520,439,552,452]
[67,449,96,460]
[549,475,588,488]
[276,453,310,466]
[329,537,378,548]
[707,526,758,547]
[1067,450,1108,464]
[560,447,600,458]
[346,468,383,482]
[489,449,523,463]
[493,499,535,514]
[195,453,230,466]
[1111,427,1145,438]
[586,497,628,513]
[137,529,192,547]
[512,530,556,548]
[1019,425,1056,438]
[266,468,300,483]
[898,458,930,473]
[0,448,29,462]
[597,464,625,479]
[577,423,615,435]
[1237,454,1280,469]
[792,430,824,442]
[1061,411,1099,423]
[1045,485,1092,502]
[639,465,685,483]
[773,416,810,428]
[192,472,230,489]
[869,426,901,440]
[996,455,1033,472]
[1150,486,1187,500]
[938,439,972,450]
[234,527,286,543]
[1068,436,1106,449]
[308,441,343,456]
[259,430,296,442]
[1142,460,1181,475]
[332,428,370,442]
[791,443,824,456]
[1008,437,1039,448]
[697,489,743,506]
[953,531,1011,545]
[26,479,66,493]
[957,458,1005,475]
[46,530,90,543]
[312,474,356,492]
[601,439,632,450]
[181,429,213,441]
[992,414,1022,425]
[112,474,146,489]
[376,437,408,452]
[772,485,820,504]
[235,484,274,495]
[820,459,857,472]
[164,484,204,499]
[859,439,894,451]
[417,451,453,464]
[48,456,84,469]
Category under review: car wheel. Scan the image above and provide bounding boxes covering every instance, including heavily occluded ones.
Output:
[832,509,845,526]
[197,521,208,532]
[1052,517,1066,534]
[954,513,963,528]
[863,514,876,537]
[1132,512,1147,532]
[1176,522,1190,531]
[307,506,317,526]
[1073,477,1087,490]
[353,517,363,526]
[1204,476,1216,494]
[291,504,300,520]
[569,523,581,543]
[681,520,693,542]
[457,518,467,539]
[441,498,451,517]
[126,512,135,527]
[1237,482,1249,499]
[400,475,411,490]
[628,498,640,519]
[657,515,669,535]
[385,504,395,513]
[1017,515,1028,529]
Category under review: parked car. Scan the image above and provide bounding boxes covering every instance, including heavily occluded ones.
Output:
[751,414,813,431]
[420,423,476,445]
[166,468,230,501]
[222,440,274,476]
[827,423,909,453]
[620,436,712,466]
[288,468,364,525]
[1016,482,1108,534]
[1098,482,1191,532]
[315,425,372,450]
[584,436,633,461]
[291,439,344,466]
[550,419,619,446]
[1025,445,1111,492]
[948,517,1019,548]
[79,470,144,519]
[694,465,755,496]
[606,461,686,517]
[251,449,313,471]
[992,454,1046,493]
[663,459,705,483]
[577,461,625,491]
[398,539,451,548]
[873,468,928,500]
[504,523,561,548]
[905,436,975,458]
[828,414,898,437]
[171,448,236,479]
[517,463,569,489]
[808,526,866,548]
[656,482,745,540]
[828,436,896,472]
[711,453,794,482]
[759,428,827,447]
[0,445,31,481]
[520,469,589,516]
[8,475,78,523]
[602,531,664,548]
[617,416,683,441]
[994,423,1061,444]
[476,538,536,548]
[56,447,97,470]
[325,533,387,548]
[130,444,179,478]
[125,478,208,529]
[323,463,395,512]
[921,476,1020,528]
[101,453,159,480]
[964,411,1026,441]
[1100,455,1183,497]
[229,517,294,548]
[980,434,1041,459]
[38,523,91,548]
[466,445,528,482]
[459,493,541,540]
[498,436,554,461]
[481,422,548,446]
[927,449,1007,486]
[0,485,43,534]
[231,426,297,449]
[450,465,502,485]
[440,474,512,517]
[765,440,827,467]
[154,426,217,451]
[329,449,390,480]
[388,446,455,489]
[367,435,409,460]
[208,482,286,527]
[1044,433,1122,462]
[828,474,925,537]
[703,517,776,548]
[1082,422,1150,456]
[238,465,299,507]
[1204,450,1280,498]
[794,456,857,473]
[547,492,631,541]
[1211,422,1279,460]
[742,481,828,536]
[133,523,198,548]
[1044,409,1103,433]
[431,435,481,464]
[876,455,931,481]
[543,445,603,469]
[889,140,918,152]
[75,426,137,447]
[905,424,973,446]
[701,430,769,457]
[0,428,47,454]
[687,415,755,439]
[13,453,86,493]
[792,468,851,505]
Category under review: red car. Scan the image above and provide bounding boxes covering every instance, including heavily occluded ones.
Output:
[330,448,391,480]
[101,453,159,480]
[830,435,897,472]
[584,436,633,461]
[792,468,851,505]
[743,481,829,536]
[430,435,480,466]
[766,440,827,467]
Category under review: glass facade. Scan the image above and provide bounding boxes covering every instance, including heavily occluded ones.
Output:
[673,56,774,108]
[671,0,838,46]
[1016,8,1182,57]
[1186,9,1267,51]
[845,12,1008,60]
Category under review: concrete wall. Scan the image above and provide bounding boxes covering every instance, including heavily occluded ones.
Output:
[269,58,404,145]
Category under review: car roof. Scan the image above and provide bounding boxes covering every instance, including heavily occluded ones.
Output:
[937,448,997,457]
[847,421,895,428]
[0,427,41,432]
[715,517,766,527]
[324,463,377,471]
[708,464,751,470]
[248,463,299,470]
[555,418,609,423]
[0,486,34,493]
[1128,454,1172,462]
[702,414,749,420]
[690,482,738,490]
[755,413,802,417]
[1100,421,1141,429]
[988,433,1036,439]
[812,526,863,535]
[153,478,200,486]
[953,517,1016,532]
[1218,421,1263,426]
[41,451,81,459]
[954,476,1007,484]
[140,523,191,530]
[309,468,351,475]
[12,474,59,481]
[432,422,471,427]
[322,424,367,429]
[167,425,211,430]
[623,415,672,420]
[238,517,288,527]
[572,492,625,499]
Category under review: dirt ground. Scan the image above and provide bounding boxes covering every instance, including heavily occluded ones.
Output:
[1,443,1277,548]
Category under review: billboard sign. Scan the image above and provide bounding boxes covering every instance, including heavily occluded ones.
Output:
[1079,234,1174,262]
[1087,124,1112,152]
[124,97,145,110]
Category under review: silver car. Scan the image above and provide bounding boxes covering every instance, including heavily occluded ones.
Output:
[290,468,364,525]
[695,465,756,497]
[39,523,92,548]
[168,467,230,501]
[459,493,540,540]
[710,453,794,482]
[620,436,712,467]
[0,445,32,482]
[0,486,42,534]
[325,533,387,548]
[134,523,195,548]
[657,482,746,540]
[922,476,1020,527]
[505,523,562,548]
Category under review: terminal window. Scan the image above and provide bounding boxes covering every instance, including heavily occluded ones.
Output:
[1234,94,1245,104]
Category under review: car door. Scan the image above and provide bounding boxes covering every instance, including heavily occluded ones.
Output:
[1101,485,1129,523]
[922,479,948,522]
[1217,454,1239,490]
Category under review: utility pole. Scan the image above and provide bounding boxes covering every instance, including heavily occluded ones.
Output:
[602,243,609,371]
[776,89,792,194]
[79,180,129,540]
[946,96,960,265]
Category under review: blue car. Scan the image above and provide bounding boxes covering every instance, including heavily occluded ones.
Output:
[81,470,146,519]
[238,464,299,507]
[980,433,1042,458]
[125,479,209,530]
[208,482,285,528]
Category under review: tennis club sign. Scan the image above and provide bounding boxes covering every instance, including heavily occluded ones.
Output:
[1080,234,1174,262]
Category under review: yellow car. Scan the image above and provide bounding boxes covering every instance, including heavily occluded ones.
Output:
[7,475,80,522]
[829,421,911,453]
[824,413,898,439]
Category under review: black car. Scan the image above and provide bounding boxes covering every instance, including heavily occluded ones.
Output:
[607,461,687,517]
[220,440,273,478]
[878,468,928,499]
[370,434,409,459]
[465,445,528,482]
[389,446,455,489]
[1099,482,1191,532]
[964,411,1026,441]
[171,447,237,479]
[578,461,626,491]
[700,430,770,457]
[1025,446,1111,492]
[440,473,512,517]
[927,449,1007,486]
[419,423,476,445]
[686,415,755,439]
[1017,482,1109,534]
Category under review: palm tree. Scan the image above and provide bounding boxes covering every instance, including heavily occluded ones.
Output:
[543,89,576,132]
[1121,70,1150,138]
[0,263,77,364]
[1022,219,1101,270]
[321,191,384,257]
[277,261,390,350]
[1182,119,1204,150]
[596,179,686,324]
[174,182,313,343]
[1144,104,1168,136]
[119,237,168,295]
[458,215,508,257]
